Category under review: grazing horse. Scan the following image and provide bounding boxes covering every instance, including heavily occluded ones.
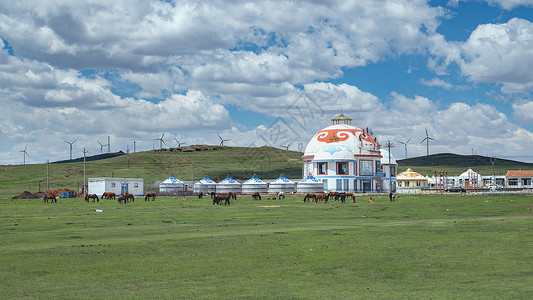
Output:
[345,193,356,203]
[210,192,216,199]
[102,192,116,200]
[213,194,230,205]
[145,192,156,201]
[117,195,126,204]
[228,192,237,201]
[43,193,57,203]
[252,192,261,200]
[338,193,347,203]
[303,193,316,202]
[267,197,276,200]
[316,193,329,203]
[124,193,135,203]
[198,191,204,199]
[328,191,338,201]
[277,191,285,200]
[85,194,99,203]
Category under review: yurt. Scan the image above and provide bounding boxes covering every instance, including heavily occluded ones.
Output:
[193,176,217,194]
[241,174,268,194]
[217,176,242,194]
[268,173,296,193]
[159,175,184,192]
[296,175,324,193]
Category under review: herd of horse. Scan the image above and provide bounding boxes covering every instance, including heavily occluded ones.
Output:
[43,190,383,205]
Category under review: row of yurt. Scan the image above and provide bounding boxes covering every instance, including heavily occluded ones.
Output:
[267,174,296,193]
[242,174,268,193]
[159,175,184,192]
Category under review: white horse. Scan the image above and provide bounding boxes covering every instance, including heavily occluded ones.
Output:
[277,191,285,200]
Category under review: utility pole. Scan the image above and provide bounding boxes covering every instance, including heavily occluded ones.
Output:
[108,136,110,153]
[83,148,88,198]
[126,146,130,169]
[191,162,194,182]
[46,160,49,190]
[385,141,394,192]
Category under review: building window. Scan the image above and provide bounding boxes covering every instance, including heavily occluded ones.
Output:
[375,161,381,173]
[353,162,357,176]
[360,160,373,176]
[416,181,421,187]
[111,183,116,188]
[343,179,349,192]
[336,162,348,175]
[317,162,328,175]
[336,179,342,191]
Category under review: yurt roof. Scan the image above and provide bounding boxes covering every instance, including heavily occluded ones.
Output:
[271,176,295,184]
[397,168,427,180]
[161,176,183,184]
[197,177,216,184]
[219,177,241,185]
[299,176,321,183]
[379,149,397,165]
[243,176,265,184]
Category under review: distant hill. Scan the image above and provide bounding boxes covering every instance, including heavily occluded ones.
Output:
[397,153,533,176]
[52,151,125,164]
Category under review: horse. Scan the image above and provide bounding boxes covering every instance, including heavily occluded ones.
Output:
[124,193,135,203]
[328,191,338,201]
[118,195,126,204]
[210,192,216,199]
[368,197,375,203]
[213,194,230,205]
[277,191,285,200]
[145,192,156,201]
[303,193,316,203]
[102,192,115,200]
[317,193,329,203]
[252,192,261,200]
[43,193,57,203]
[337,193,347,203]
[228,192,237,200]
[85,194,99,203]
[198,191,204,199]
[267,197,276,200]
[345,193,356,203]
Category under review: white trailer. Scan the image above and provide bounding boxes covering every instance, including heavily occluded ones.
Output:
[88,177,144,196]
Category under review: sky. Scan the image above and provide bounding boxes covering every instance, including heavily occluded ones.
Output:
[1,0,533,165]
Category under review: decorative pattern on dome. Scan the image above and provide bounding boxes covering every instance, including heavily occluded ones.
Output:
[300,176,321,183]
[162,177,183,183]
[219,177,238,184]
[199,178,215,184]
[272,176,293,183]
[322,144,350,155]
[244,177,264,184]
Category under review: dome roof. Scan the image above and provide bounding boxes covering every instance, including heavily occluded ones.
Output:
[161,176,183,184]
[304,124,380,157]
[243,176,265,184]
[271,176,295,184]
[299,176,321,183]
[219,177,241,185]
[313,143,355,161]
[397,168,427,180]
[380,149,397,165]
[459,168,480,177]
[197,177,216,185]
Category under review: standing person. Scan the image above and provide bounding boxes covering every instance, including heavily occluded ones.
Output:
[389,192,393,202]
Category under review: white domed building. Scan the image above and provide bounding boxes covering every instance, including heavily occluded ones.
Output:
[302,110,394,193]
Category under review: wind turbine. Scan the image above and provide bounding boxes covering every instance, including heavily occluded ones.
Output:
[154,132,166,149]
[65,139,77,160]
[133,138,137,153]
[398,137,412,159]
[217,133,230,146]
[420,128,436,156]
[20,145,29,165]
[281,140,293,151]
[97,141,106,153]
[174,138,186,147]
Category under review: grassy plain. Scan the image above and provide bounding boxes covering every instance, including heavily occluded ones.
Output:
[1,193,532,299]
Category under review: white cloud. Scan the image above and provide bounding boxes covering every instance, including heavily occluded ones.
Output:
[419,78,454,89]
[512,100,533,123]
[448,0,533,10]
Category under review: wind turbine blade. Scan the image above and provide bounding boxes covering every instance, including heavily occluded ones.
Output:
[429,137,436,141]
[161,132,165,139]
[398,141,405,145]
[217,133,222,140]
[420,138,428,144]
[406,137,412,144]
[425,128,428,137]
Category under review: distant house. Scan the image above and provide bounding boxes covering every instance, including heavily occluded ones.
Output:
[88,177,144,196]
[505,170,533,188]
[396,168,428,193]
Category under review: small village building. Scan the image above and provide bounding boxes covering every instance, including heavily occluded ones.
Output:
[396,168,428,193]
[505,170,533,188]
[217,176,242,193]
[88,177,144,196]
[159,175,184,192]
[193,176,217,194]
[296,175,324,193]
[268,174,296,193]
[455,168,483,189]
[241,174,268,194]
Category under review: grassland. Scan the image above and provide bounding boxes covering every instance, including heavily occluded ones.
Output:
[1,193,532,299]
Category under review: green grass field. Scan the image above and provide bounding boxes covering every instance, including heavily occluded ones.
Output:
[1,193,532,299]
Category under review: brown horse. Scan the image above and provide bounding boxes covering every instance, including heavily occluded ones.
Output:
[213,194,230,205]
[228,192,237,200]
[345,193,356,203]
[117,195,126,204]
[124,193,135,203]
[43,193,57,203]
[303,193,316,202]
[198,191,204,199]
[317,193,329,203]
[252,192,261,200]
[85,194,99,203]
[145,192,156,201]
[102,192,116,200]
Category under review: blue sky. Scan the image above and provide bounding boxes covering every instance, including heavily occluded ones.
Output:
[0,0,532,165]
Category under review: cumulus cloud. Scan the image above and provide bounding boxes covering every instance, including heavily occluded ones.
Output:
[419,77,454,89]
[448,0,533,10]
